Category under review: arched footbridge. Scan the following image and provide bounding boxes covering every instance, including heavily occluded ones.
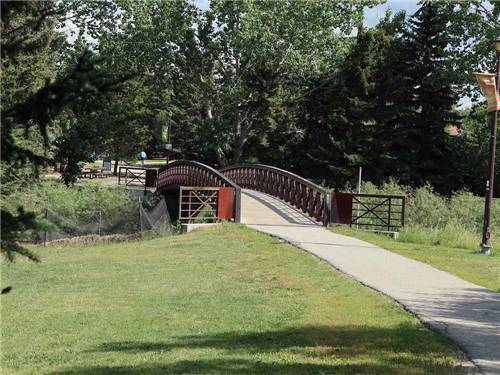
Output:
[154,160,404,231]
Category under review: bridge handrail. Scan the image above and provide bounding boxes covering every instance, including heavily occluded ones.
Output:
[220,164,330,225]
[157,160,240,190]
[221,164,329,194]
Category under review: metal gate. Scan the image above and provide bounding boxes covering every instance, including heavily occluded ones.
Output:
[331,192,405,232]
[179,187,235,223]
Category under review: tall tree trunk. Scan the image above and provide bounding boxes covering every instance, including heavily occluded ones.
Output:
[233,109,247,164]
[205,99,229,167]
[230,3,245,164]
[201,87,229,166]
[113,159,119,176]
[216,146,228,167]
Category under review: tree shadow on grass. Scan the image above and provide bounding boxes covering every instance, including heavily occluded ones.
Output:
[52,359,417,375]
[55,324,464,374]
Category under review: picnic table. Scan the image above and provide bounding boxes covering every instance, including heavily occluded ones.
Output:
[81,168,106,179]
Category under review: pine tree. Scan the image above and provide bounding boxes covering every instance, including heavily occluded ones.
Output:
[397,1,460,191]
[299,25,396,188]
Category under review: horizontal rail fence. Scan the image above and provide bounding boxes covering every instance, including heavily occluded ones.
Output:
[221,164,330,225]
[179,187,220,223]
[118,167,157,188]
[157,161,241,222]
[351,193,405,232]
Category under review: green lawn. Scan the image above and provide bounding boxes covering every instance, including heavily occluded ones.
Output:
[2,224,465,374]
[142,159,168,165]
[332,226,500,292]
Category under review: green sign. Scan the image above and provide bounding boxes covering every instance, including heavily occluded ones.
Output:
[161,125,170,143]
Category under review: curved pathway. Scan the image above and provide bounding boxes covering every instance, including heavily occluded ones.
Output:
[241,189,500,374]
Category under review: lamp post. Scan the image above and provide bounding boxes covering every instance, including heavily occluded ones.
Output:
[480,39,500,255]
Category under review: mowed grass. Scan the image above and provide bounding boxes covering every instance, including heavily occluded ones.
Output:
[1,224,465,374]
[333,226,500,292]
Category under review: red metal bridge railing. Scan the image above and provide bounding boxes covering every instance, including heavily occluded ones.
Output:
[157,161,241,222]
[220,164,330,225]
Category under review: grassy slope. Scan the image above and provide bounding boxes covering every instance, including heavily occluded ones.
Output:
[333,226,500,292]
[2,224,464,374]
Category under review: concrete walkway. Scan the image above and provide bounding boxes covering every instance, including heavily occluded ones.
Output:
[241,190,500,374]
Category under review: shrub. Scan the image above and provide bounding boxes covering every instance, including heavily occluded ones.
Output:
[436,222,480,250]
[398,225,438,246]
[195,204,217,221]
[1,181,141,240]
[3,181,133,220]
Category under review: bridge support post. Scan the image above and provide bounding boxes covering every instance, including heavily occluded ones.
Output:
[323,192,331,226]
[234,188,242,223]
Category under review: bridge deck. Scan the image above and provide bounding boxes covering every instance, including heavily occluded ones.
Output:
[241,190,319,226]
[242,190,500,374]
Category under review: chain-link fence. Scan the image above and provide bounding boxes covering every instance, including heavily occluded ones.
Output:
[31,195,172,245]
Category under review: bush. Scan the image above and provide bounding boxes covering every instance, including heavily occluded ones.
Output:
[2,181,133,220]
[398,225,438,246]
[397,223,480,250]
[1,181,141,240]
[436,222,480,250]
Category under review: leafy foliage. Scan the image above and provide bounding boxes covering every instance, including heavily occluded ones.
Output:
[0,208,40,262]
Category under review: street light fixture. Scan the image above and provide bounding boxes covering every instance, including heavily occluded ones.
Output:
[478,39,500,255]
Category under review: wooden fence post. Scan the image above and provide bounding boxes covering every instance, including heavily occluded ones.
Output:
[98,209,102,236]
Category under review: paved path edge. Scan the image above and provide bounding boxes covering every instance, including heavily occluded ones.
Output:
[247,225,480,374]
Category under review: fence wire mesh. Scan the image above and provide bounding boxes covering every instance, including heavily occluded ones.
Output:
[32,195,172,244]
